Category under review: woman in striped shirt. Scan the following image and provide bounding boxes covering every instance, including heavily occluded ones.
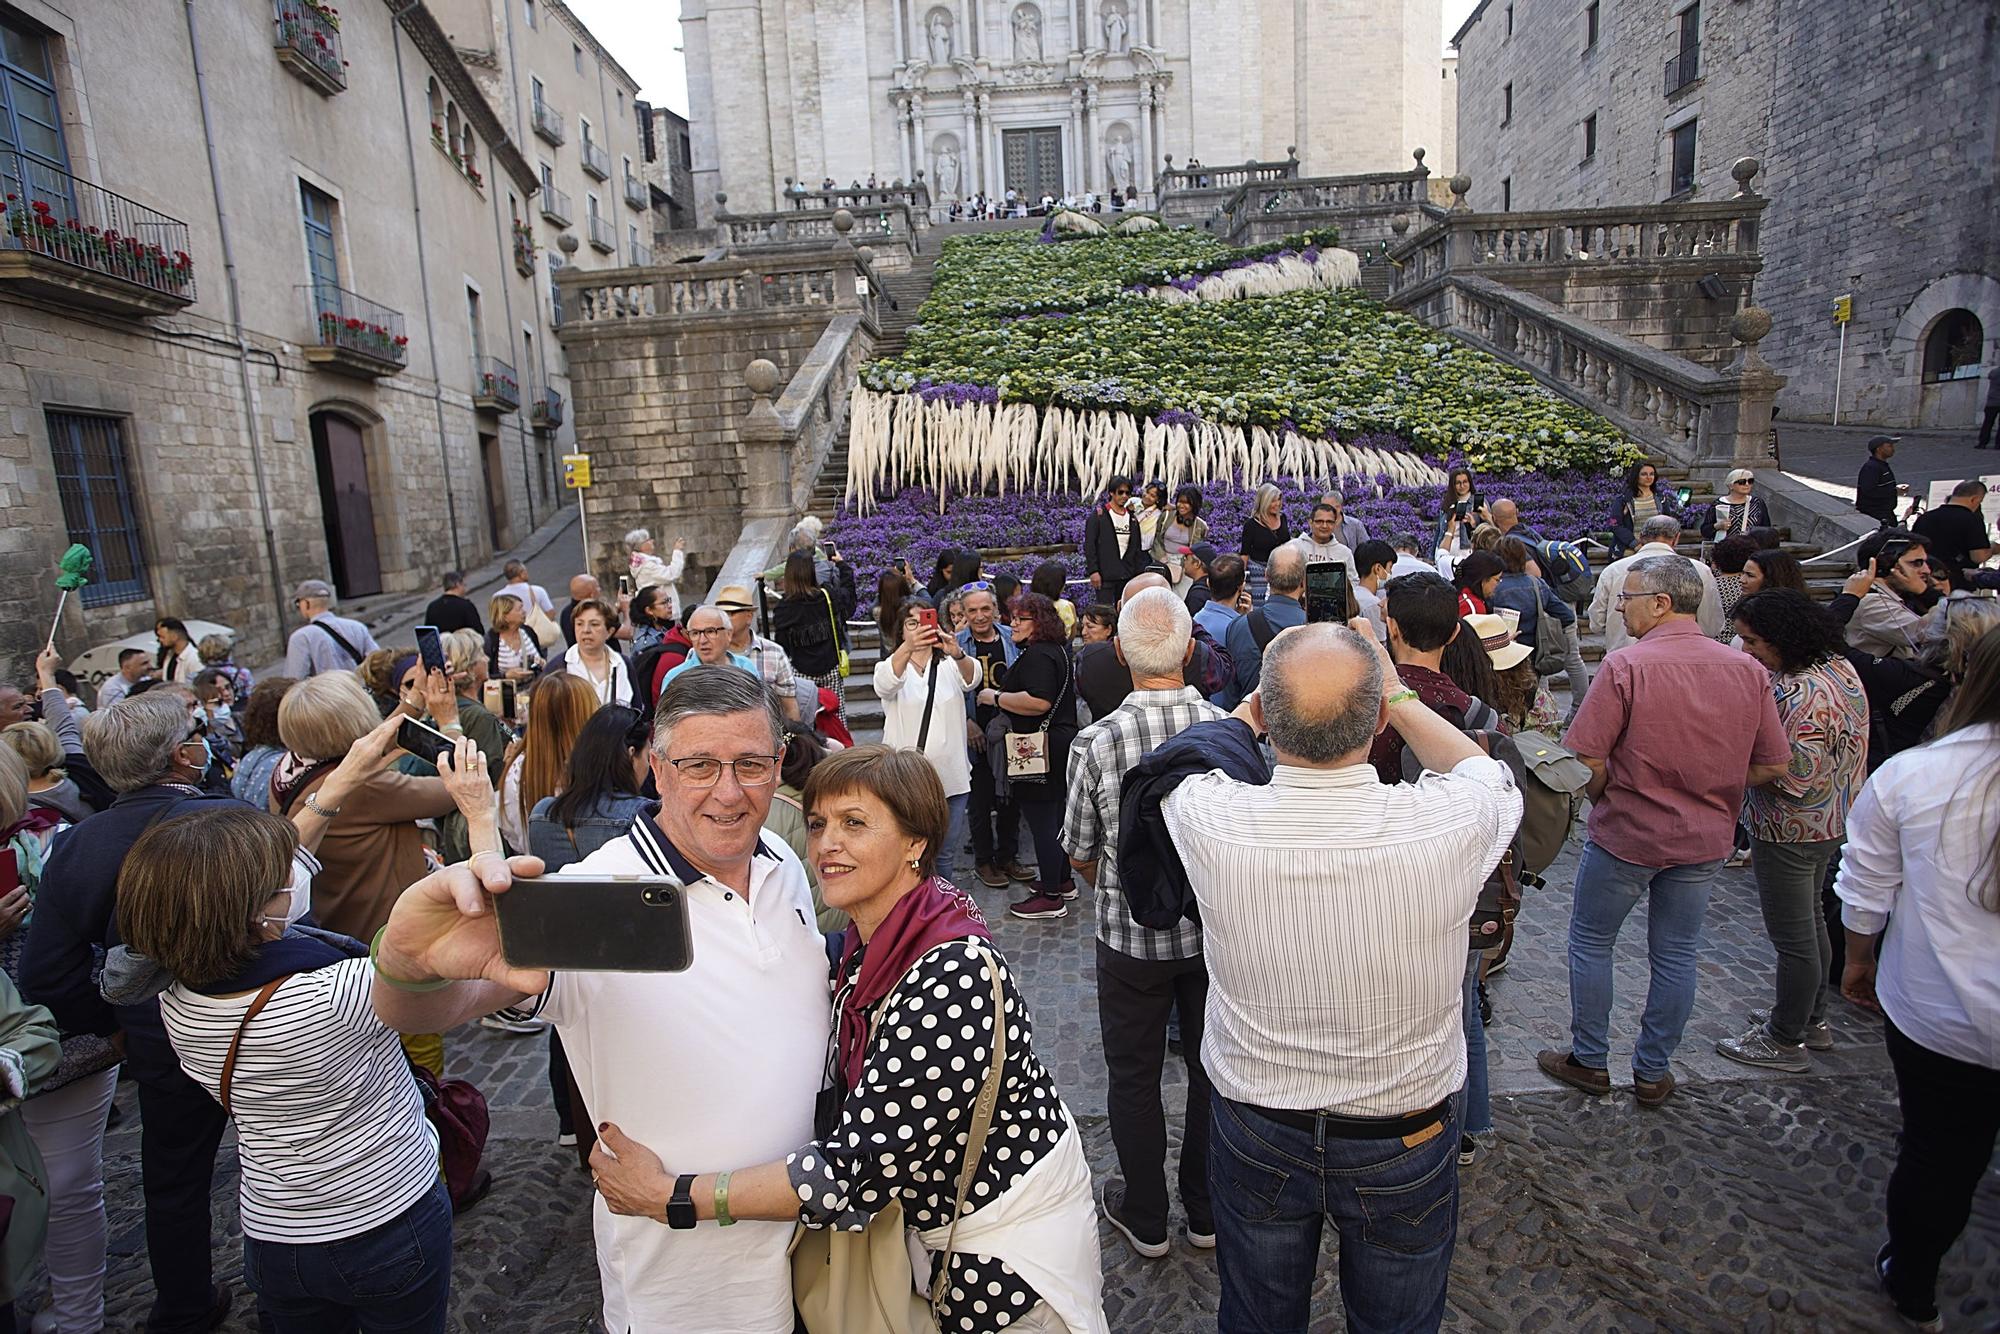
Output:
[116,803,457,1332]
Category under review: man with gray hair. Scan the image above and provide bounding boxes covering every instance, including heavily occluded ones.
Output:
[1587,514,1720,653]
[1222,543,1307,707]
[1317,490,1370,551]
[1163,621,1520,1329]
[1541,554,1790,1107]
[283,578,380,678]
[371,666,827,1333]
[1061,586,1230,1258]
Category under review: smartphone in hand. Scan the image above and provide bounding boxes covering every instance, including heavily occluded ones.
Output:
[915,607,939,635]
[494,875,694,972]
[397,716,456,766]
[1304,562,1352,624]
[415,625,447,676]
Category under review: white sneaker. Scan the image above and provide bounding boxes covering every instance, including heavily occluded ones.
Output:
[479,1013,547,1036]
[557,1132,579,1148]
[1749,1010,1834,1051]
[1715,1025,1808,1073]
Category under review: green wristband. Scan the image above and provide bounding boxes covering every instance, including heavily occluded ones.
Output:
[714,1171,735,1227]
[370,927,452,993]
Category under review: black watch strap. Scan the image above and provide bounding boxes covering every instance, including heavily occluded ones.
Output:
[666,1173,698,1230]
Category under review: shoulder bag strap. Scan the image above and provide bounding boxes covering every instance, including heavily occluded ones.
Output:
[311,619,365,665]
[1036,649,1070,736]
[822,589,840,649]
[928,942,1010,1310]
[914,653,944,752]
[219,975,291,1117]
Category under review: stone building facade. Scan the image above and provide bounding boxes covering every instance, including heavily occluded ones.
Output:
[680,0,1448,219]
[0,0,634,682]
[1451,0,1999,428]
[637,102,697,235]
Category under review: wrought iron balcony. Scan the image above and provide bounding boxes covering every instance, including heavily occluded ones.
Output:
[539,186,572,227]
[623,175,648,210]
[530,385,565,429]
[272,0,345,95]
[473,355,519,412]
[511,222,536,276]
[532,99,565,146]
[630,239,653,267]
[300,283,408,378]
[1,152,196,316]
[1665,46,1700,95]
[587,214,616,253]
[581,140,610,180]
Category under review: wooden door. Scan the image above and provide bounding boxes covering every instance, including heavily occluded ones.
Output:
[1003,127,1064,202]
[310,412,382,597]
[480,431,507,549]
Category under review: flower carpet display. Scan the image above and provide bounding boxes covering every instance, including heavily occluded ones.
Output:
[845,227,1637,515]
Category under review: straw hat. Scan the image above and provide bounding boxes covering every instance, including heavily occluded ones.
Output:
[1465,612,1532,671]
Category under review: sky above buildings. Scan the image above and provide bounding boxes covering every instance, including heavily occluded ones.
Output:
[565,0,1482,117]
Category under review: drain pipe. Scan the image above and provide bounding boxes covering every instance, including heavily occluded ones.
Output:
[182,0,290,648]
[391,21,465,570]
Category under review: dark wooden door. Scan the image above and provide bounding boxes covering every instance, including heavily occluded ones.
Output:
[1003,127,1064,202]
[480,431,506,549]
[310,412,381,597]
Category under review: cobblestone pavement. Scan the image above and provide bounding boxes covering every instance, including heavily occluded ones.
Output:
[36,845,1999,1332]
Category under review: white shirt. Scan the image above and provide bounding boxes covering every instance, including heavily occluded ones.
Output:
[498,579,556,616]
[1163,755,1520,1115]
[561,643,632,706]
[1354,582,1387,641]
[161,958,439,1243]
[630,548,688,621]
[537,816,831,1334]
[1586,541,1723,653]
[1287,535,1358,580]
[161,642,204,683]
[1835,723,2000,1068]
[1390,553,1434,580]
[873,651,974,797]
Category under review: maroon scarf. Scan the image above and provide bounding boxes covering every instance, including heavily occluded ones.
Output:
[834,876,990,1092]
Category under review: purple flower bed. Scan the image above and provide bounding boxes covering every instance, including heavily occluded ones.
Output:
[827,454,1627,615]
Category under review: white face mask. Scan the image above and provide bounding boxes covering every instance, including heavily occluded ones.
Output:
[258,855,315,931]
[209,703,233,723]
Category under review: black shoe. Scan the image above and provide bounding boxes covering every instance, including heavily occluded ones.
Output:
[1478,982,1493,1027]
[1458,1134,1478,1167]
[1100,1180,1168,1259]
[1875,1242,1944,1330]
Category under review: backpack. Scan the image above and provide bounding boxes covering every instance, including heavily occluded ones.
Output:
[1505,729,1589,877]
[1536,540,1591,590]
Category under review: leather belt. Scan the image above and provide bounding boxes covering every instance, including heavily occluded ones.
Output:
[1234,1096,1452,1141]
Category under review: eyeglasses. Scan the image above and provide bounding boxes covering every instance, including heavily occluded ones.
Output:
[663,755,781,788]
[183,717,208,741]
[1613,588,1665,605]
[687,626,729,639]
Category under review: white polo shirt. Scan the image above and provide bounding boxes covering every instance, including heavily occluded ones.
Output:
[536,809,832,1334]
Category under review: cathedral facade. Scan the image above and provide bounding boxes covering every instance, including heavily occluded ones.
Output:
[680,0,1449,219]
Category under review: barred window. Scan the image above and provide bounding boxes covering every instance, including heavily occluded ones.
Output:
[47,410,148,606]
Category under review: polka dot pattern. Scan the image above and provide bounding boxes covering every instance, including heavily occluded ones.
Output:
[783,937,1068,1332]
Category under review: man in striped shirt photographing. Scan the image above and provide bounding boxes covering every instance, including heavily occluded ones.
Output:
[1163,621,1522,1333]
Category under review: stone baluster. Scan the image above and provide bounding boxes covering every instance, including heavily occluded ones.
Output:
[741,358,792,521]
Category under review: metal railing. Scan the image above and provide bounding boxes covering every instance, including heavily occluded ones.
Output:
[1665,46,1700,94]
[2,151,196,299]
[301,282,408,365]
[623,175,648,209]
[511,223,536,275]
[630,239,654,267]
[271,0,345,89]
[473,355,520,408]
[580,140,610,180]
[539,186,572,226]
[587,214,616,252]
[531,386,565,428]
[531,99,565,145]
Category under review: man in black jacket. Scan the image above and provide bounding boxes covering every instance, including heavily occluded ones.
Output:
[422,570,485,636]
[1855,435,1903,527]
[21,693,250,1332]
[1083,475,1146,607]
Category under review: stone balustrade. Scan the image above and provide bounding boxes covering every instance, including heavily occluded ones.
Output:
[778,183,933,216]
[559,251,876,329]
[1208,153,1445,251]
[1157,151,1301,203]
[715,202,920,262]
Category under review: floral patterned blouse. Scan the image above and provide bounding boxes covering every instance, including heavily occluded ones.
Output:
[786,936,1070,1332]
[1743,655,1869,843]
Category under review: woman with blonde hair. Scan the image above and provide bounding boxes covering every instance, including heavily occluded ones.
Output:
[2,720,87,823]
[1238,481,1291,606]
[498,672,599,854]
[485,593,545,682]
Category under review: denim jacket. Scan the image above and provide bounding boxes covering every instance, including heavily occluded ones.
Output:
[528,793,655,871]
[956,626,1019,721]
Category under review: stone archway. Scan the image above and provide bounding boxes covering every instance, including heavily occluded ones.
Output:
[1889,272,2000,428]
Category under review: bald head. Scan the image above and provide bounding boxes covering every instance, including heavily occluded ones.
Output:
[1119,571,1170,607]
[1490,498,1519,531]
[570,574,600,601]
[1266,544,1306,596]
[1257,623,1384,765]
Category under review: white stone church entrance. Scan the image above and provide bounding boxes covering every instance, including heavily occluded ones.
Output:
[1002,126,1064,202]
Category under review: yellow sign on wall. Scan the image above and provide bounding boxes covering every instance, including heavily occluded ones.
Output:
[1832,294,1852,324]
[562,454,592,488]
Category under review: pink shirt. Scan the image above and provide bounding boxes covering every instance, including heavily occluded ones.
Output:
[1562,620,1790,867]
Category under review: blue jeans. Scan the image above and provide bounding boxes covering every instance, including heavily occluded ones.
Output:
[1566,840,1724,1081]
[945,791,970,887]
[244,1179,452,1333]
[1460,951,1490,1136]
[1210,1093,1460,1333]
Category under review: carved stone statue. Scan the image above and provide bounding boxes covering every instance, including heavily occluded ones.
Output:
[1103,6,1128,53]
[1106,136,1134,194]
[926,10,953,66]
[934,144,960,199]
[1012,5,1042,64]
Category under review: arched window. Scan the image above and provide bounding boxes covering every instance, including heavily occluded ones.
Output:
[445,103,462,160]
[1923,309,1983,382]
[461,124,477,167]
[426,78,443,135]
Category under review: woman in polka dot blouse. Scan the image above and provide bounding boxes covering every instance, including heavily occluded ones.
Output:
[592,747,1107,1332]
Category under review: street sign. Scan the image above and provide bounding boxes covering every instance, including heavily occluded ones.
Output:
[1832,294,1852,324]
[562,453,592,489]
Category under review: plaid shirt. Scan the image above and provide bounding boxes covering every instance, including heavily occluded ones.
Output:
[738,633,799,693]
[1061,686,1226,960]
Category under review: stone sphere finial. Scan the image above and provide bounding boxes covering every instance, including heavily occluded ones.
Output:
[745,359,780,397]
[832,209,855,235]
[1449,174,1472,208]
[1286,145,1298,160]
[1412,147,1426,164]
[856,245,875,264]
[1731,307,1773,345]
[1162,154,1175,169]
[1731,157,1762,196]
[784,176,795,186]
[715,191,729,207]
[556,232,579,255]
[1391,215,1410,236]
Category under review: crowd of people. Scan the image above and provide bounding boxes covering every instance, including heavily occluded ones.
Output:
[0,452,1993,1333]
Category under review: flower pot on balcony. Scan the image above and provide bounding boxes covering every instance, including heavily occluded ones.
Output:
[2,180,197,318]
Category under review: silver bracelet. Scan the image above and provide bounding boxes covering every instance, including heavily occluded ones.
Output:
[302,791,342,819]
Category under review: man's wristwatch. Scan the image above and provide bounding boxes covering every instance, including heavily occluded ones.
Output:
[665,1174,698,1229]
